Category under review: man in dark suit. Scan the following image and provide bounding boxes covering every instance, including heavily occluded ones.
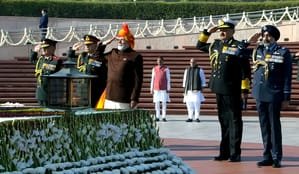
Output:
[196,18,251,162]
[250,25,292,168]
[39,9,48,41]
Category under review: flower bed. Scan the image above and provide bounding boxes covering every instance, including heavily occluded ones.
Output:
[5,148,194,174]
[0,109,164,172]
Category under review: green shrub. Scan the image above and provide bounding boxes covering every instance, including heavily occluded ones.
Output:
[0,0,297,19]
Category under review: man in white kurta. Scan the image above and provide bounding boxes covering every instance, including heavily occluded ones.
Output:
[183,58,206,122]
[150,57,171,121]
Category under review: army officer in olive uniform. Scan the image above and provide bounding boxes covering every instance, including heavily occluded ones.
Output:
[68,35,108,107]
[196,18,251,162]
[30,39,63,106]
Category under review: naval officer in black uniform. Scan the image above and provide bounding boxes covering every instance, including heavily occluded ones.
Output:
[196,18,251,162]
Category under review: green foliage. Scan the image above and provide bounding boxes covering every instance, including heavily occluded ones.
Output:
[0,109,162,172]
[0,0,298,19]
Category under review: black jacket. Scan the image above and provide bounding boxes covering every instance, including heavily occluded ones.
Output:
[196,30,251,95]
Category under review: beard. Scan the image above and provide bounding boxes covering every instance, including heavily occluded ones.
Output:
[262,40,271,48]
[117,44,129,51]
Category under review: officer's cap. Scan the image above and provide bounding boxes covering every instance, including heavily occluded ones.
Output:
[41,39,57,48]
[261,25,280,41]
[83,35,100,45]
[217,18,236,29]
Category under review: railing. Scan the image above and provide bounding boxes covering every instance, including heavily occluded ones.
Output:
[0,6,298,47]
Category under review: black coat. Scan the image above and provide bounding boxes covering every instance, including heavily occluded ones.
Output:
[196,34,251,95]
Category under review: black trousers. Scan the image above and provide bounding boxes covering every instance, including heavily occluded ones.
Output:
[216,93,243,158]
[256,100,282,161]
[40,28,47,41]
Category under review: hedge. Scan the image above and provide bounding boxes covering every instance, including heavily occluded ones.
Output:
[0,0,298,20]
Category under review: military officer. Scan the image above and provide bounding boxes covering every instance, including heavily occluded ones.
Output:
[196,18,251,162]
[30,39,63,106]
[68,34,109,107]
[249,25,292,168]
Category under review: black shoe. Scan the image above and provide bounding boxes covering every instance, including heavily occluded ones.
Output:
[162,118,167,122]
[195,118,200,122]
[214,156,229,161]
[257,159,273,167]
[272,159,281,168]
[155,118,160,121]
[186,119,193,122]
[228,156,241,162]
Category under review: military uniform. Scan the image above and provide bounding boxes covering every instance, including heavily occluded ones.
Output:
[69,35,107,107]
[252,25,292,166]
[30,39,63,106]
[196,19,251,161]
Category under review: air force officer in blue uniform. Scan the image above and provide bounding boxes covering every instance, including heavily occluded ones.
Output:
[250,25,292,168]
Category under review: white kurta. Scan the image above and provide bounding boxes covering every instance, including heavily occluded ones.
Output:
[150,67,171,103]
[182,68,206,103]
[104,99,130,109]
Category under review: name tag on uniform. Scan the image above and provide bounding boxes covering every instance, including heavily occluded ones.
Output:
[90,60,102,67]
[266,55,284,63]
[222,46,239,55]
[42,63,56,71]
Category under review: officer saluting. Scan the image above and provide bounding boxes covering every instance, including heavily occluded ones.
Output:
[68,35,110,107]
[30,39,63,106]
[196,17,251,162]
[249,25,292,168]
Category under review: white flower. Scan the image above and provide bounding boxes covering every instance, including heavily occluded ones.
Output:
[16,161,28,171]
[22,168,36,174]
[8,148,16,157]
[39,130,45,137]
[87,158,98,165]
[120,168,130,174]
[134,128,142,142]
[61,142,69,149]
[81,127,87,135]
[32,130,40,136]
[47,122,55,129]
[63,170,73,174]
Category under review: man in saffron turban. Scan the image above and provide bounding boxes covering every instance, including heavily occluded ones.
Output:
[102,23,143,109]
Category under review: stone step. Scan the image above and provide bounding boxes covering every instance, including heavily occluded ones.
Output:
[1,43,299,116]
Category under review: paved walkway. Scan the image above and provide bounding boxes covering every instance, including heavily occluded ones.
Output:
[158,115,299,174]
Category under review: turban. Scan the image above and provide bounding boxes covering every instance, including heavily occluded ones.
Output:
[117,23,135,48]
[261,25,280,41]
